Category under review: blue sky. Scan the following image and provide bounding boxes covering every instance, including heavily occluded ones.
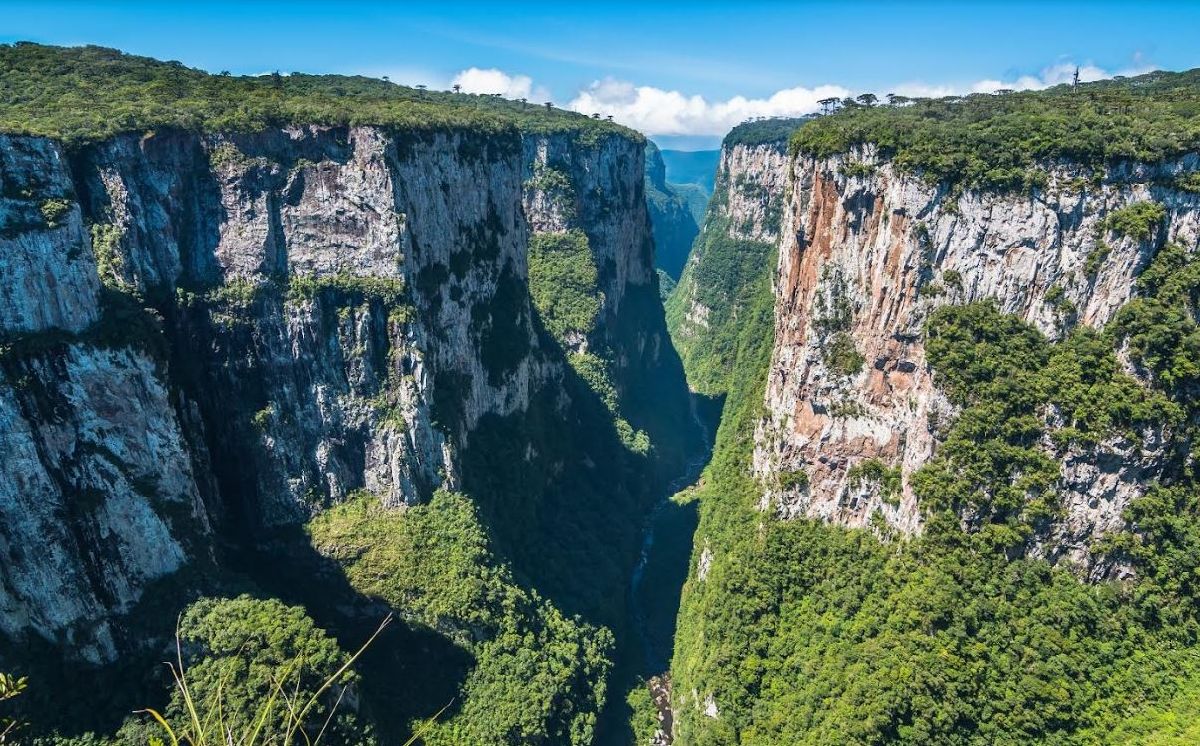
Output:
[4,1,1198,148]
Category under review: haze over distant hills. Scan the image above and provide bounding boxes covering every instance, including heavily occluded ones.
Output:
[657,147,721,196]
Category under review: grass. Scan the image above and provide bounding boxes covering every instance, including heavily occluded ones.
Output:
[0,672,27,743]
[139,615,448,746]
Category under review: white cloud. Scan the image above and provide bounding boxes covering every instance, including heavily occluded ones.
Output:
[567,78,850,136]
[450,67,550,101]
[437,59,1157,138]
[892,61,1156,99]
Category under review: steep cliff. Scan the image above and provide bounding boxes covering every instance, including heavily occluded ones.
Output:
[755,146,1200,568]
[672,73,1200,745]
[666,119,802,398]
[645,141,701,280]
[0,44,698,744]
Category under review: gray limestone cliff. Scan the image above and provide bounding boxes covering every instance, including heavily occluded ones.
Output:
[0,122,688,665]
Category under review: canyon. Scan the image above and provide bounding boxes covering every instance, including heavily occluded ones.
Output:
[4,43,1200,746]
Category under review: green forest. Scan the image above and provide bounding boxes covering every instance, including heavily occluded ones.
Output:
[670,73,1200,742]
[792,68,1200,191]
[0,43,631,144]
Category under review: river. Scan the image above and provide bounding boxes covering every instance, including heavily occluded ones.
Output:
[628,417,713,744]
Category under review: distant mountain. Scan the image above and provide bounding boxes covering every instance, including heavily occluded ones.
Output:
[658,148,721,194]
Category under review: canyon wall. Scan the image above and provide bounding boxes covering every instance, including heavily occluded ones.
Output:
[666,132,793,397]
[752,144,1200,571]
[0,122,686,666]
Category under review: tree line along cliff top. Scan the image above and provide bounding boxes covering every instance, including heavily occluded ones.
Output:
[789,68,1200,191]
[722,116,813,148]
[0,43,638,146]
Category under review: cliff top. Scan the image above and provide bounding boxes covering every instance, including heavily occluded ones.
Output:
[0,43,639,145]
[791,68,1200,191]
[724,116,812,148]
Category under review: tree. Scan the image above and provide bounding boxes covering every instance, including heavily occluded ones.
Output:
[452,83,462,93]
[818,96,841,115]
[856,93,879,107]
[138,596,381,745]
[545,101,553,110]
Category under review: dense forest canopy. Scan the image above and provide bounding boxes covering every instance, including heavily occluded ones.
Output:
[722,116,811,148]
[0,43,635,144]
[791,68,1200,190]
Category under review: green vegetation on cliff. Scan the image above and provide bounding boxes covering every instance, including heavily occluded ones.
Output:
[528,230,602,341]
[792,69,1200,191]
[309,493,612,745]
[129,596,376,746]
[665,225,774,397]
[0,43,635,145]
[645,141,702,280]
[671,229,1200,743]
[724,116,810,148]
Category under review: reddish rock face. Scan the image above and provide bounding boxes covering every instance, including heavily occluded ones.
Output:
[753,144,1200,574]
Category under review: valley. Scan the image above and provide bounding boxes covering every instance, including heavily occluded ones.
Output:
[2,38,1200,746]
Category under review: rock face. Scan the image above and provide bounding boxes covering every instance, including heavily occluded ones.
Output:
[0,123,676,663]
[0,346,208,663]
[667,135,791,396]
[752,144,1200,568]
[0,135,101,333]
[644,141,701,280]
[715,141,790,244]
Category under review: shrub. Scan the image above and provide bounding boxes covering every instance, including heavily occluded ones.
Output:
[824,332,864,377]
[1102,201,1167,241]
[838,161,876,178]
[1175,172,1200,193]
[942,269,963,292]
[1085,241,1111,275]
[0,672,27,743]
[779,469,809,491]
[39,198,71,228]
[138,596,384,746]
[847,458,902,504]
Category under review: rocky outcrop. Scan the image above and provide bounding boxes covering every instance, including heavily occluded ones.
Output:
[753,144,1200,564]
[0,345,209,663]
[0,121,676,663]
[0,135,101,333]
[716,142,790,244]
